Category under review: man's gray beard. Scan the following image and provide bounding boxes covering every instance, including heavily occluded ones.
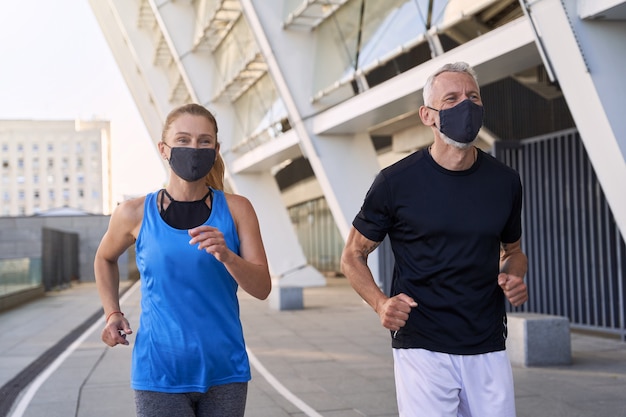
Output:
[440,131,476,150]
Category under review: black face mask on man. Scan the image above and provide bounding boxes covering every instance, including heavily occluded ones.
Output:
[428,99,484,144]
[164,145,216,182]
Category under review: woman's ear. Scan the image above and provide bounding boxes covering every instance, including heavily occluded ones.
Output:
[157,141,168,160]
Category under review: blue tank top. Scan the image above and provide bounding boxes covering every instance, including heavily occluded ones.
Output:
[131,189,250,393]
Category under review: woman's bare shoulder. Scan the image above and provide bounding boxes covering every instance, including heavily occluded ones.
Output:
[223,192,257,224]
[111,195,147,230]
[223,192,253,211]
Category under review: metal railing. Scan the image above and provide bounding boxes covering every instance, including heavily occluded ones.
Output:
[496,129,626,341]
[289,197,344,274]
[41,228,79,291]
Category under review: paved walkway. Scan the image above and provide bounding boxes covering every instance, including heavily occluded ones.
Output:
[1,278,626,416]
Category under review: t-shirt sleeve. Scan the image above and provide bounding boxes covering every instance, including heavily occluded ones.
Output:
[501,174,523,243]
[352,172,392,243]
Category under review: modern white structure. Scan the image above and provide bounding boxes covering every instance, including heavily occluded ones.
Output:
[0,120,112,216]
[88,0,626,333]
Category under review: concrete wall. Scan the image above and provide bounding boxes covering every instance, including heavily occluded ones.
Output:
[0,215,129,283]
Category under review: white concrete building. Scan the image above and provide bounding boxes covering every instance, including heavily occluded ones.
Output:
[88,0,626,334]
[0,120,112,216]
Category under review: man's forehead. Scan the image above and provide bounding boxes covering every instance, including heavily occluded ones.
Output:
[432,72,479,93]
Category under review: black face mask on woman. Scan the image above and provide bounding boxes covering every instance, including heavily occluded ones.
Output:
[428,99,484,144]
[164,145,216,182]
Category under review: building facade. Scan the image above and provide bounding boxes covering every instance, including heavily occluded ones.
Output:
[0,120,112,216]
[88,0,626,336]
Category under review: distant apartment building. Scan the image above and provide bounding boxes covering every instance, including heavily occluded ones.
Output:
[0,120,112,216]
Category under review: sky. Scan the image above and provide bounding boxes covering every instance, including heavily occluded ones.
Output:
[0,0,166,204]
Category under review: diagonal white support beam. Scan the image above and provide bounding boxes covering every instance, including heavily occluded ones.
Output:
[227,171,325,288]
[523,0,626,236]
[88,0,168,145]
[241,0,382,242]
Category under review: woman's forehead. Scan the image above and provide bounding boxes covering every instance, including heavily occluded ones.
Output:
[169,114,216,135]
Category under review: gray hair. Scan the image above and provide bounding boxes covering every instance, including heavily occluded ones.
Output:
[422,62,479,107]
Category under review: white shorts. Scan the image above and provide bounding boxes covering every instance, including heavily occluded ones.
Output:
[393,348,516,417]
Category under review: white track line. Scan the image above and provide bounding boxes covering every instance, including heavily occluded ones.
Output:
[9,282,323,417]
[246,348,324,417]
[9,282,139,417]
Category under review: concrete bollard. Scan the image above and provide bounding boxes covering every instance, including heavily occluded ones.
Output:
[269,286,304,310]
[506,313,572,367]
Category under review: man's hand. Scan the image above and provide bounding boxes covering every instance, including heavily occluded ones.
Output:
[498,273,528,307]
[376,293,418,331]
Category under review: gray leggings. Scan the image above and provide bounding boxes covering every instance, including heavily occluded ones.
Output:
[134,382,248,417]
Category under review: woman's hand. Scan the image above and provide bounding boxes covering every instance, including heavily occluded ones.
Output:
[188,225,234,263]
[101,314,133,347]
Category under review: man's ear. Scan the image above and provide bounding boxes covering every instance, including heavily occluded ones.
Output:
[419,105,435,127]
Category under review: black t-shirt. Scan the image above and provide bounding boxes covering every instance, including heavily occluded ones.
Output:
[353,148,522,354]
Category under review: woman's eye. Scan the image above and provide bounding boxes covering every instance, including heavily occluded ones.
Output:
[197,137,214,146]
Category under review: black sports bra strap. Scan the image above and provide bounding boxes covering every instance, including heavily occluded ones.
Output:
[162,188,211,203]
[200,189,212,203]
